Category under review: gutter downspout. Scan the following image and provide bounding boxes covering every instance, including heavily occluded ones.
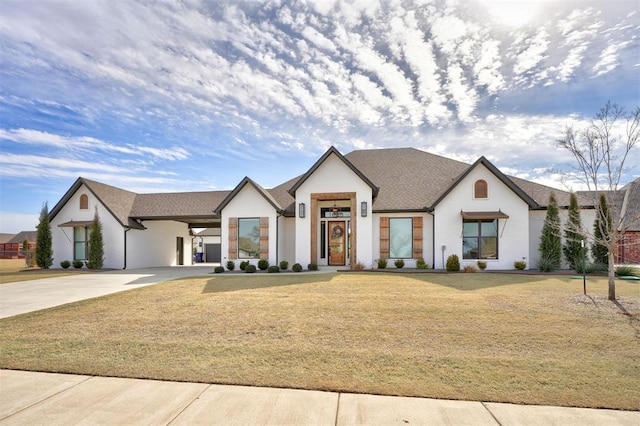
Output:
[427,209,436,270]
[123,228,131,270]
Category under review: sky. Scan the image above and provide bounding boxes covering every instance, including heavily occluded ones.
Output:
[0,0,639,234]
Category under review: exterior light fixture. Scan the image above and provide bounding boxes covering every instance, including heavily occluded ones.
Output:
[331,203,342,218]
[299,202,305,218]
[361,201,367,217]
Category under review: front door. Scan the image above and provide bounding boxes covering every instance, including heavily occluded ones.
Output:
[328,221,346,266]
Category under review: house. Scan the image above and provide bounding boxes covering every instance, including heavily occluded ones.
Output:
[0,231,37,259]
[193,228,222,263]
[49,146,602,270]
[613,178,640,264]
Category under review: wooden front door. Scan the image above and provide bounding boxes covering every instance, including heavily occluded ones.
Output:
[328,221,346,266]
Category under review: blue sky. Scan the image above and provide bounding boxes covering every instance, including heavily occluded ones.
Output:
[1,0,638,233]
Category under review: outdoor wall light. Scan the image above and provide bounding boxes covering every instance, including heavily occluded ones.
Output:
[361,201,367,217]
[299,202,305,218]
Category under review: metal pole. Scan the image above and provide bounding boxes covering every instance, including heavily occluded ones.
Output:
[581,240,586,295]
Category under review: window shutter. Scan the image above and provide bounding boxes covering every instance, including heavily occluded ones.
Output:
[259,217,269,259]
[413,216,423,259]
[228,217,238,260]
[380,217,389,259]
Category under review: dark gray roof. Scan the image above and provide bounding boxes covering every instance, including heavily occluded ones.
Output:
[8,231,37,244]
[621,178,640,231]
[132,190,230,219]
[214,177,283,215]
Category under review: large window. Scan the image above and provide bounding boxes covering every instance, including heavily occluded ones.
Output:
[238,218,260,259]
[463,219,498,259]
[74,226,89,260]
[389,218,413,258]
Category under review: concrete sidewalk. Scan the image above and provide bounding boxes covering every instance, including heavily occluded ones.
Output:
[0,266,216,319]
[1,370,638,425]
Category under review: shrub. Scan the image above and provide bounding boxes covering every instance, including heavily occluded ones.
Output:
[477,260,487,270]
[585,262,608,274]
[268,265,280,273]
[60,260,71,269]
[240,261,250,271]
[463,264,477,273]
[537,253,557,272]
[245,264,256,273]
[226,260,235,271]
[279,260,289,270]
[258,259,269,270]
[352,262,365,270]
[377,258,388,269]
[615,265,639,277]
[446,254,460,272]
[394,259,405,269]
[214,266,225,273]
[416,257,429,269]
[308,263,318,271]
[292,263,303,272]
[72,260,84,269]
[514,261,526,270]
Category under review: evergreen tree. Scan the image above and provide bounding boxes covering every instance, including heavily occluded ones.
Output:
[563,193,586,271]
[35,202,53,269]
[538,193,562,271]
[86,209,104,270]
[591,193,611,265]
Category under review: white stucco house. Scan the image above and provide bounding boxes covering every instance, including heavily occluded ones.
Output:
[49,146,597,270]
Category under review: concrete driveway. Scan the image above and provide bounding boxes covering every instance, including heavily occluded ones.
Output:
[0,266,214,319]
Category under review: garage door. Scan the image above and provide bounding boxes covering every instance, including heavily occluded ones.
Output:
[204,243,221,263]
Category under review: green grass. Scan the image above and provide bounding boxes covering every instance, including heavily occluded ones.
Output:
[0,273,638,410]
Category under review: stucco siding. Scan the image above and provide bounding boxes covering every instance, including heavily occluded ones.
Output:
[434,165,530,270]
[126,221,191,269]
[279,216,296,266]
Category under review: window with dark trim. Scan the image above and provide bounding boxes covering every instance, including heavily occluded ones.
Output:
[462,219,498,259]
[74,226,89,260]
[238,218,260,259]
[79,194,89,209]
[474,179,488,199]
[389,218,413,258]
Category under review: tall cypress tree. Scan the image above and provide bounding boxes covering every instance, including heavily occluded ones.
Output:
[87,209,104,270]
[563,193,586,271]
[591,193,611,265]
[35,202,53,269]
[538,193,562,271]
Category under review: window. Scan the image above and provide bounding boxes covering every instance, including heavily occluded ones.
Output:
[463,219,498,259]
[74,226,89,260]
[389,218,413,258]
[238,218,260,259]
[79,194,89,209]
[474,180,488,199]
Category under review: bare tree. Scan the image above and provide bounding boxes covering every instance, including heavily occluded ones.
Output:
[558,101,639,301]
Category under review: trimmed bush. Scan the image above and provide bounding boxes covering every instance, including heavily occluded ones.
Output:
[537,253,557,272]
[308,263,318,271]
[240,261,250,271]
[477,260,487,270]
[279,260,289,270]
[377,258,388,269]
[463,264,478,273]
[268,265,280,273]
[292,263,303,272]
[394,259,405,269]
[245,264,256,273]
[352,262,365,270]
[514,261,526,270]
[226,260,235,271]
[60,260,71,269]
[416,257,429,270]
[615,265,639,277]
[258,259,269,270]
[446,254,460,272]
[214,266,225,273]
[72,260,84,269]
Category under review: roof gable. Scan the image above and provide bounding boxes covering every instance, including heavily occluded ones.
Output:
[288,146,379,197]
[431,156,540,209]
[215,176,283,214]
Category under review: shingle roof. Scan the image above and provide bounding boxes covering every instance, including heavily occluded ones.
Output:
[214,177,283,215]
[7,231,37,244]
[132,190,230,219]
[620,178,640,231]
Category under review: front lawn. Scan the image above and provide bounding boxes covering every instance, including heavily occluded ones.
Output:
[0,273,638,410]
[0,259,84,284]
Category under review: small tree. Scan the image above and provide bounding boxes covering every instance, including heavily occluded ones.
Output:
[86,209,104,270]
[35,202,53,269]
[538,193,562,271]
[558,101,639,300]
[563,193,587,271]
[591,193,611,265]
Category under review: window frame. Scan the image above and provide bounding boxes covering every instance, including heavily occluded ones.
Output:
[462,219,498,260]
[74,226,89,260]
[389,217,413,259]
[237,217,260,259]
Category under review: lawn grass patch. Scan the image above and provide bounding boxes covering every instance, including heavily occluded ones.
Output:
[0,259,86,284]
[0,273,638,410]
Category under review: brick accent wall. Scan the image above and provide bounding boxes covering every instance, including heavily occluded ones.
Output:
[617,232,640,264]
